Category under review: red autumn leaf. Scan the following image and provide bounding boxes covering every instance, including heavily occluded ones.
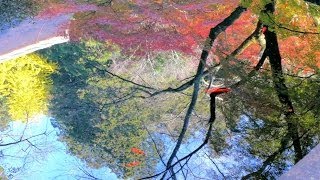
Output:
[131,147,145,156]
[261,26,268,34]
[125,161,141,168]
[205,87,231,95]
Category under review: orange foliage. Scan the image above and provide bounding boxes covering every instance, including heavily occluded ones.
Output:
[279,35,320,69]
[239,43,261,64]
[214,10,257,58]
[131,147,145,155]
[44,0,319,70]
[275,0,318,33]
[125,161,141,168]
[68,0,239,55]
[280,36,310,60]
[315,52,320,67]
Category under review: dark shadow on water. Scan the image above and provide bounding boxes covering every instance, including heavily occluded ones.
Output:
[38,43,99,144]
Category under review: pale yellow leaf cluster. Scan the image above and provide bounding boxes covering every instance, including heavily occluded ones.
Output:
[0,54,56,121]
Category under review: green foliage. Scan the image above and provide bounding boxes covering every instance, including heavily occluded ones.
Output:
[287,75,320,131]
[39,38,207,178]
[83,39,120,64]
[219,61,320,176]
[94,100,148,177]
[246,0,272,14]
[0,0,41,30]
[308,3,320,26]
[39,41,158,178]
[76,0,113,6]
[153,54,167,73]
[240,0,253,8]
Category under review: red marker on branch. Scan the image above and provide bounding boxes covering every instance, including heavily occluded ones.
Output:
[262,26,268,34]
[205,87,231,95]
[205,87,231,123]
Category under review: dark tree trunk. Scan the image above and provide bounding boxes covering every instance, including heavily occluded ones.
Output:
[209,94,216,123]
[263,2,303,163]
[265,28,303,163]
[161,6,247,180]
[305,0,320,5]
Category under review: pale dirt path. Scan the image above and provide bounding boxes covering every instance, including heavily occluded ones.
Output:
[0,14,72,61]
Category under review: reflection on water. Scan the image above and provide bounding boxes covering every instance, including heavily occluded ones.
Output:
[153,130,253,179]
[0,42,269,179]
[0,115,244,180]
[0,115,118,180]
[155,131,226,179]
[0,53,119,179]
[0,42,249,179]
[0,54,55,121]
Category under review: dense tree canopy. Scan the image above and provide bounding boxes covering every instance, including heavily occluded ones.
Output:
[0,0,41,30]
[38,40,200,178]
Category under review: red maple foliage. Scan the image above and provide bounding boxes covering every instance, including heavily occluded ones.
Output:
[40,0,319,70]
[131,147,145,156]
[69,0,239,55]
[37,2,96,19]
[125,161,141,168]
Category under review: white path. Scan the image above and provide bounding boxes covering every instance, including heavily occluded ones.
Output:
[0,14,71,62]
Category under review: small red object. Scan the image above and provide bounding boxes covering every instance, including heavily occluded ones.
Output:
[205,87,231,95]
[262,26,268,34]
[125,161,141,167]
[131,147,145,155]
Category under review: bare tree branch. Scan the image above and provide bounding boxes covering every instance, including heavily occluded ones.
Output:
[265,13,320,35]
[144,125,166,166]
[0,131,47,147]
[242,130,310,179]
[159,6,247,179]
[204,152,227,180]
[77,166,102,180]
[140,113,215,180]
[230,50,268,88]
